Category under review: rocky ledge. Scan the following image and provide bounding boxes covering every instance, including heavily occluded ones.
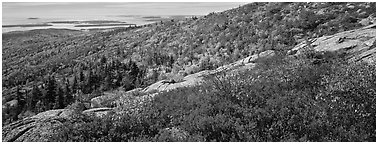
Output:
[2,109,75,142]
[288,23,376,63]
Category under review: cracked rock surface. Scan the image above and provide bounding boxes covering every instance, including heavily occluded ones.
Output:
[289,24,376,63]
[2,109,74,142]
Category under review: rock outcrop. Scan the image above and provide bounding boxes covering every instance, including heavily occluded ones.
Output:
[1,107,118,142]
[143,50,276,93]
[288,24,376,63]
[2,109,74,142]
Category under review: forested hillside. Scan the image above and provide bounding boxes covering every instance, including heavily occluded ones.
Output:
[2,2,376,142]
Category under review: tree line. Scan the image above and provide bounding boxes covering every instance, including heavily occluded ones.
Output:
[3,57,146,125]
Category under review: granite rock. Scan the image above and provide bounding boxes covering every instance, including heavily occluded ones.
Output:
[288,24,376,63]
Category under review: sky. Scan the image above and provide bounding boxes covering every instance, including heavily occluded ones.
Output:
[2,2,247,22]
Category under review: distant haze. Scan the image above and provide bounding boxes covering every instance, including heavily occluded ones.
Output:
[3,2,247,25]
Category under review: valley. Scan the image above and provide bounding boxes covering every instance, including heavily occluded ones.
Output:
[2,2,376,142]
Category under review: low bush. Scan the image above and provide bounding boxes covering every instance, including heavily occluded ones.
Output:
[51,53,375,142]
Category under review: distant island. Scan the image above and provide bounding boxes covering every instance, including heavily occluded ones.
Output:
[49,20,127,24]
[116,15,140,17]
[27,17,39,20]
[75,23,136,27]
[142,15,198,22]
[142,16,162,19]
[2,23,52,28]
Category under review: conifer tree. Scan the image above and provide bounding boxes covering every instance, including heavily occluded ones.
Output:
[28,86,42,111]
[54,87,65,109]
[43,75,57,109]
[84,70,95,93]
[64,79,73,106]
[35,100,44,113]
[78,70,86,92]
[129,60,139,84]
[102,75,112,91]
[15,86,23,102]
[78,70,85,83]
[72,75,78,93]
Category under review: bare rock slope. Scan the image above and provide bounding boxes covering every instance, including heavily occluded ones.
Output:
[2,109,75,142]
[289,24,376,63]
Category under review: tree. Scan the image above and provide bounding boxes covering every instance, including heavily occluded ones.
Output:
[35,100,44,113]
[43,75,58,110]
[129,60,140,84]
[72,75,78,93]
[64,80,73,106]
[122,73,134,91]
[101,75,112,91]
[83,71,92,94]
[15,86,23,102]
[151,69,159,82]
[79,70,85,83]
[54,87,65,109]
[10,86,26,121]
[27,86,42,112]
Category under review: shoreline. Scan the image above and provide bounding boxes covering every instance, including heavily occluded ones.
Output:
[2,23,139,33]
[2,24,53,28]
[49,20,128,24]
[1,24,144,34]
[74,23,136,27]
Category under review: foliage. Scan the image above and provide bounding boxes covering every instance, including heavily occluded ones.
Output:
[51,52,375,142]
[2,2,374,90]
[2,2,376,141]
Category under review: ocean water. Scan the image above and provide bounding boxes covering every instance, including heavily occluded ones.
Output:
[2,2,246,33]
[2,16,153,33]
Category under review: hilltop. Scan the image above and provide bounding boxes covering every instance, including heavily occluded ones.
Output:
[2,2,376,142]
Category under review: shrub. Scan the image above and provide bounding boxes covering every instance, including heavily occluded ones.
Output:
[51,49,375,142]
